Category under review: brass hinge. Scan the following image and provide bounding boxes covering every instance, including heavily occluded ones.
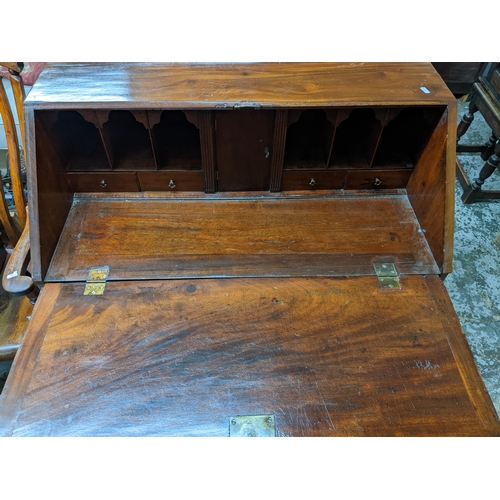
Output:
[373,262,401,289]
[229,415,276,437]
[83,266,109,295]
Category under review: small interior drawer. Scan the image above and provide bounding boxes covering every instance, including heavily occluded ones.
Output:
[137,171,204,191]
[281,170,347,190]
[344,169,413,190]
[67,172,140,192]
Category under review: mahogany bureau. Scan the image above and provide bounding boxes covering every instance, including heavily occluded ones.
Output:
[1,62,498,436]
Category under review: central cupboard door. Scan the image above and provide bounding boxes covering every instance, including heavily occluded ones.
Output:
[215,109,276,191]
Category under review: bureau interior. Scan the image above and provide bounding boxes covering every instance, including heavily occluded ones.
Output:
[32,105,450,282]
[36,106,446,191]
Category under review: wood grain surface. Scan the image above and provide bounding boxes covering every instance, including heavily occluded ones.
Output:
[407,110,449,272]
[45,195,439,281]
[0,289,32,361]
[28,110,73,282]
[24,63,455,109]
[1,276,497,436]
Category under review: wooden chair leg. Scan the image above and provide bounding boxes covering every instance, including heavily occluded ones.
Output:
[481,132,497,161]
[462,140,500,203]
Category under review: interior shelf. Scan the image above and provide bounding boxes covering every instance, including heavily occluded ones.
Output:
[150,111,202,170]
[372,108,443,168]
[329,108,384,169]
[101,110,156,170]
[51,111,111,171]
[283,110,335,170]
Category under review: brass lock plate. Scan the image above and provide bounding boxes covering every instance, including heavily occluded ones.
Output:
[229,415,276,437]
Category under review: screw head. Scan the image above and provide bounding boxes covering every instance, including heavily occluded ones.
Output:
[231,419,237,425]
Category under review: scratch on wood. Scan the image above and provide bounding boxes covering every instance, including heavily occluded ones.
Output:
[393,364,409,393]
[414,359,440,370]
[315,382,336,430]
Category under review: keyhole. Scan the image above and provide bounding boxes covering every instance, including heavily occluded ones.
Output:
[373,177,382,187]
[169,180,176,189]
[100,180,107,188]
[309,178,316,187]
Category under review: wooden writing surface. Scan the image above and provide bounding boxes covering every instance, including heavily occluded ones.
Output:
[1,276,498,436]
[45,195,439,281]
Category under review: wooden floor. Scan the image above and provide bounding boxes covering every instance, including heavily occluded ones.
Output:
[46,194,439,281]
[1,275,498,436]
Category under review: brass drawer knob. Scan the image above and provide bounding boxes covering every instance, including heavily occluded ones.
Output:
[309,178,316,187]
[373,177,382,187]
[100,180,107,188]
[168,179,176,189]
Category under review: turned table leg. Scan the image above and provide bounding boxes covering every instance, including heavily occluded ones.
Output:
[462,139,500,203]
[457,100,478,143]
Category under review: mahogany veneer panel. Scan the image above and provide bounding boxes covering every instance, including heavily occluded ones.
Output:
[45,195,439,281]
[1,276,498,437]
[25,63,454,108]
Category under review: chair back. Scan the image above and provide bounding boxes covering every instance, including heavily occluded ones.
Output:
[0,62,28,246]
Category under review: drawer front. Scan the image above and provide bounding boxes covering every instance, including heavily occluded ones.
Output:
[344,169,412,190]
[281,170,347,190]
[67,172,140,192]
[137,171,204,191]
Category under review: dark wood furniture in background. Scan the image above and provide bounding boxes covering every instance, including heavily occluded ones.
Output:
[0,63,498,436]
[456,66,500,203]
[432,62,496,97]
[0,63,36,362]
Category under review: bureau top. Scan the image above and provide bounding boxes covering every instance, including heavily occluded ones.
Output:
[24,62,453,109]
